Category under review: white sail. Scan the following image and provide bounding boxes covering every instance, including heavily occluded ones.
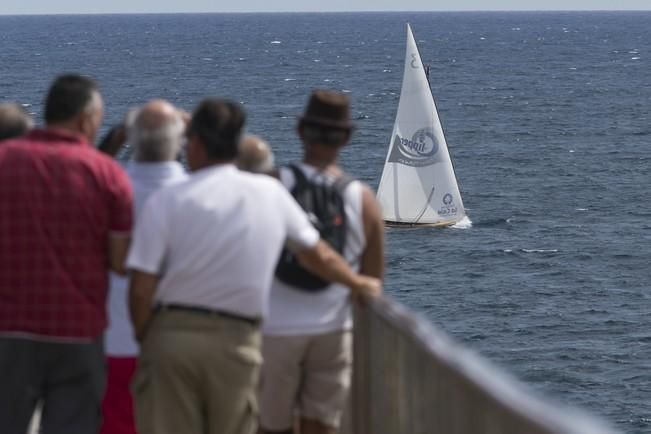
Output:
[376,24,466,226]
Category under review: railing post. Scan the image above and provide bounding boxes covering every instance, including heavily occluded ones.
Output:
[349,302,369,434]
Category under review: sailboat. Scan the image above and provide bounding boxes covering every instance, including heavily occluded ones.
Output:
[376,24,467,227]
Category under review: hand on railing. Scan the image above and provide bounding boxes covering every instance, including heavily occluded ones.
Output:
[350,275,382,305]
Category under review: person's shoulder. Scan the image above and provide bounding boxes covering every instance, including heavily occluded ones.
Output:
[169,161,190,181]
[0,136,26,148]
[140,176,187,212]
[156,172,191,197]
[243,170,300,206]
[0,132,44,155]
[357,181,378,206]
[337,168,359,183]
[96,150,127,170]
[74,142,122,166]
[0,138,25,158]
[337,173,380,218]
[4,130,41,146]
[82,148,132,182]
[331,168,362,193]
[239,169,284,189]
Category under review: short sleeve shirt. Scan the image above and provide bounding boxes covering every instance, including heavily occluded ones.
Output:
[106,160,188,356]
[127,164,319,318]
[0,129,133,339]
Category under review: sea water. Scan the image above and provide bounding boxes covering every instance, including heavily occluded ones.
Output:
[1,11,650,433]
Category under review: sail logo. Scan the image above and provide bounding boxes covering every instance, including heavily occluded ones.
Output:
[388,128,441,167]
[438,192,458,217]
[410,53,420,69]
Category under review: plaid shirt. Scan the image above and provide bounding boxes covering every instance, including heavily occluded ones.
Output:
[0,129,133,339]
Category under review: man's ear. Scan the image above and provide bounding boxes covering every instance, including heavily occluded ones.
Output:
[77,112,94,142]
[78,108,102,144]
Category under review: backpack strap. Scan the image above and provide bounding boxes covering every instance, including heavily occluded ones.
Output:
[287,163,309,194]
[333,174,354,194]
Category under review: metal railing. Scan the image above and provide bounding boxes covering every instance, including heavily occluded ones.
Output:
[344,297,617,434]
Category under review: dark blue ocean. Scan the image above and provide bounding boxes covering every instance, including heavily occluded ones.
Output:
[1,11,649,433]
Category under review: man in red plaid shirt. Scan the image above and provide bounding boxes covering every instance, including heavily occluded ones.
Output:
[0,74,133,434]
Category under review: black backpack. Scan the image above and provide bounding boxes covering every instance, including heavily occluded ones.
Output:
[275,164,354,291]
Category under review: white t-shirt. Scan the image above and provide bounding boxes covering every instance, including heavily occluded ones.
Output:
[106,161,188,357]
[126,164,320,319]
[263,163,366,336]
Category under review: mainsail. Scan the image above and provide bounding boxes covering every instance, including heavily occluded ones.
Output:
[376,24,466,226]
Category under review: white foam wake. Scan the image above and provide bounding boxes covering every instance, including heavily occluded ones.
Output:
[451,216,473,229]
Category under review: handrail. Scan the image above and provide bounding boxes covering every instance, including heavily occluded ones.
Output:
[345,297,618,434]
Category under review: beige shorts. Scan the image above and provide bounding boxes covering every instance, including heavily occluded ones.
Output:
[259,330,352,430]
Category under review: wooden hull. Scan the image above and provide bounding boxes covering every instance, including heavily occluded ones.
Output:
[384,219,457,228]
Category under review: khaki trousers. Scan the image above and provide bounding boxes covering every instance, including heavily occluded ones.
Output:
[132,309,261,434]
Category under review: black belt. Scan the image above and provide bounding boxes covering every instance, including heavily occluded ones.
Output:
[154,303,261,326]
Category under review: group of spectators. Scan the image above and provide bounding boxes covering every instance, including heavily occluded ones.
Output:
[0,74,385,434]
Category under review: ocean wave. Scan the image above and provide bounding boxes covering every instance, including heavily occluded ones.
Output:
[521,249,559,254]
[471,217,513,227]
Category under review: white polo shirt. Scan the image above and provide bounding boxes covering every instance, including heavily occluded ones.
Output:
[126,164,320,319]
[106,161,188,356]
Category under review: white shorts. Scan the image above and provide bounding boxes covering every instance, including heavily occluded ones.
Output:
[259,330,352,430]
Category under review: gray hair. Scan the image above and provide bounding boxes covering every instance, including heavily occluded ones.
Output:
[0,103,34,141]
[237,134,275,173]
[127,105,185,162]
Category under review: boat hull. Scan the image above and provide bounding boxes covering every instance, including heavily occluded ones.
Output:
[384,219,457,228]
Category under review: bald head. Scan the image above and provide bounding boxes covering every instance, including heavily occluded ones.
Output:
[237,134,274,173]
[129,99,185,162]
[0,103,34,141]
